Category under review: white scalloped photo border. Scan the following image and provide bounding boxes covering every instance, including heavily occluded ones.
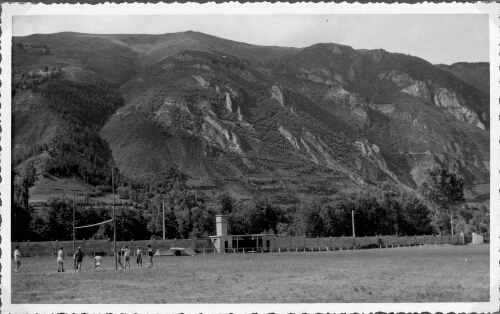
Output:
[1,2,499,313]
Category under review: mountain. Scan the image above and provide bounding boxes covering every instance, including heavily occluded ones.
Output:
[436,62,489,94]
[11,31,490,205]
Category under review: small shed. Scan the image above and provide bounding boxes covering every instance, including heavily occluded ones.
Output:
[209,215,274,253]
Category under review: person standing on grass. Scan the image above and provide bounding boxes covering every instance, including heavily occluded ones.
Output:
[147,245,154,268]
[57,247,65,272]
[93,253,103,268]
[122,245,131,269]
[136,246,143,267]
[14,246,21,272]
[74,247,85,272]
[117,250,124,270]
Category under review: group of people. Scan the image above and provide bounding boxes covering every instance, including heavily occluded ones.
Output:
[13,244,156,273]
[116,244,155,270]
[54,246,88,272]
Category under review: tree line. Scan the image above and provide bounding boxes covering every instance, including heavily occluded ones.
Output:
[12,163,489,242]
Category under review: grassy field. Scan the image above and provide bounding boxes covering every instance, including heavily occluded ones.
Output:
[11,245,489,303]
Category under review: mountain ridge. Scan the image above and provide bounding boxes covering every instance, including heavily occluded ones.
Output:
[11,31,490,205]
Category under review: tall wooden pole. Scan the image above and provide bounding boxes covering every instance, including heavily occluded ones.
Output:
[72,176,76,255]
[162,202,165,240]
[450,212,454,236]
[351,210,355,237]
[112,167,117,271]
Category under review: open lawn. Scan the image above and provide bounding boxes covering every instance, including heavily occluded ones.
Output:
[11,245,489,303]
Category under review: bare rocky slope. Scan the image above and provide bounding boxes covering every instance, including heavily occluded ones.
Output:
[12,31,490,204]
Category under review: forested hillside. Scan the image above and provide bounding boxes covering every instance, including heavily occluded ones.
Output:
[11,31,490,242]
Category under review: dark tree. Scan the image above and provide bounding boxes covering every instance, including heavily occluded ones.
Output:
[12,165,36,241]
[420,166,464,235]
[217,192,234,215]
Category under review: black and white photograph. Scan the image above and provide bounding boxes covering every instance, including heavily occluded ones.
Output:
[2,3,499,312]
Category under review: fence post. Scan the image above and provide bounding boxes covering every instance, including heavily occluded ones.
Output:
[303,236,306,251]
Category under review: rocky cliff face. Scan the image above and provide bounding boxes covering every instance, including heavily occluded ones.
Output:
[12,32,490,203]
[432,87,485,129]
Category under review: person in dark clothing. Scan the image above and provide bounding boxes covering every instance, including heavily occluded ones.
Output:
[74,247,85,272]
[147,245,154,268]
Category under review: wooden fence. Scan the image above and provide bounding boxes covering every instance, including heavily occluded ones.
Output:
[272,234,464,252]
[11,234,469,257]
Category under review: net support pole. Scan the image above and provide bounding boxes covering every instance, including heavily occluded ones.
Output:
[73,176,76,256]
[450,211,454,236]
[162,202,165,241]
[352,210,355,237]
[112,166,117,271]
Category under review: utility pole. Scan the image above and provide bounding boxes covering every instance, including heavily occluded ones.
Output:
[73,176,76,255]
[162,202,165,240]
[112,166,117,271]
[352,210,355,237]
[450,212,454,236]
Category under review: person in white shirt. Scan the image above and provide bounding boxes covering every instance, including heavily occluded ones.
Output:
[57,247,65,272]
[14,246,21,272]
[93,253,103,268]
[136,246,143,267]
[122,246,131,269]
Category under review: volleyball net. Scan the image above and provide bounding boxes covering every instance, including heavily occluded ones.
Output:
[75,218,114,229]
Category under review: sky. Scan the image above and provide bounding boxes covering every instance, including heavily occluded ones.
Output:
[12,14,489,64]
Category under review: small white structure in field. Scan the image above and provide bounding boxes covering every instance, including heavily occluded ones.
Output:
[472,232,484,244]
[210,215,229,253]
[210,215,274,253]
